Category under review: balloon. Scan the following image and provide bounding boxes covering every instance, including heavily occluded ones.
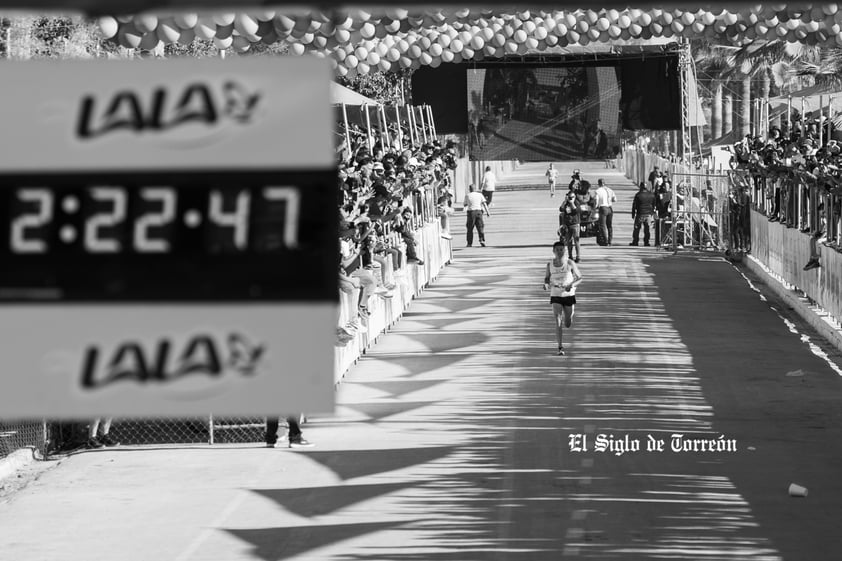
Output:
[597,17,610,32]
[681,12,695,25]
[555,22,568,36]
[514,29,527,43]
[212,13,236,27]
[608,24,622,38]
[441,50,454,62]
[587,28,600,40]
[639,12,652,26]
[178,27,195,45]
[345,53,358,67]
[117,25,143,48]
[471,36,485,50]
[232,35,251,52]
[289,41,305,55]
[535,26,548,40]
[156,19,181,43]
[357,62,370,75]
[133,14,158,34]
[450,38,463,52]
[97,16,119,39]
[234,14,259,37]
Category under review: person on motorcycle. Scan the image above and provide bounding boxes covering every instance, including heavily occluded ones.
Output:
[559,188,582,263]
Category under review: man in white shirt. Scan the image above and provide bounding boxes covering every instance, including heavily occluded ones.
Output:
[594,178,617,246]
[481,166,497,207]
[546,163,559,197]
[463,183,491,247]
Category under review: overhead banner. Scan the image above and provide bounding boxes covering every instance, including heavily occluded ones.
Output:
[0,57,337,418]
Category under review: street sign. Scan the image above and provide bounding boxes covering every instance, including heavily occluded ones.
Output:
[0,57,337,418]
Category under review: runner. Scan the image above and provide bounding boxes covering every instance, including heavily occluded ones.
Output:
[545,163,559,197]
[543,241,583,356]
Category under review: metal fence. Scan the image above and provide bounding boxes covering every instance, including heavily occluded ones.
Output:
[0,420,47,460]
[667,171,732,251]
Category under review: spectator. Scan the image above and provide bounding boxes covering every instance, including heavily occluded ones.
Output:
[558,188,582,262]
[87,417,119,448]
[266,415,313,448]
[594,178,617,246]
[630,182,656,247]
[648,165,661,190]
[463,183,490,247]
[393,207,424,265]
[481,165,497,207]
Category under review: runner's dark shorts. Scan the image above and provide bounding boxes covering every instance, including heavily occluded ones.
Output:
[550,296,576,306]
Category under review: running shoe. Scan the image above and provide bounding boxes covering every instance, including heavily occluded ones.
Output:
[289,438,315,448]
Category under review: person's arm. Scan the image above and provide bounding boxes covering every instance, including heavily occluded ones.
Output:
[482,199,491,216]
[631,194,639,219]
[543,262,551,290]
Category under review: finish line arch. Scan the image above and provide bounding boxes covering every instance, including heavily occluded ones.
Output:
[96,5,842,77]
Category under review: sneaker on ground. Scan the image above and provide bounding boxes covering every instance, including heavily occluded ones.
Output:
[804,258,821,271]
[441,233,452,240]
[86,437,104,449]
[574,257,580,263]
[266,435,289,448]
[289,438,314,448]
[99,434,120,447]
[557,347,565,356]
[480,241,486,247]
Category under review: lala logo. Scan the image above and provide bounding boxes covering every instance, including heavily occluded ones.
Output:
[80,332,265,389]
[75,80,262,140]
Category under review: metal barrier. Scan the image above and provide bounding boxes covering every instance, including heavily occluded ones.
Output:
[0,420,47,460]
[666,171,732,251]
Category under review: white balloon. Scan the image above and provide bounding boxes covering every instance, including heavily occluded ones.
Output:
[212,13,235,27]
[450,38,463,52]
[289,41,305,55]
[234,14,259,37]
[133,14,158,34]
[156,19,181,43]
[97,16,119,39]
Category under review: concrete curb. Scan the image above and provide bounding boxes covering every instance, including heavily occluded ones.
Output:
[0,448,35,483]
[742,254,842,356]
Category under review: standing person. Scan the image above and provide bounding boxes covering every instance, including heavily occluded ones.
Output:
[463,183,490,247]
[545,163,559,197]
[543,241,583,356]
[630,182,657,246]
[558,189,582,262]
[266,415,313,448]
[594,178,617,246]
[568,169,582,192]
[481,165,497,207]
[87,417,119,448]
[648,165,661,190]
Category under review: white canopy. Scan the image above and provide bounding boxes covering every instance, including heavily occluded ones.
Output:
[330,82,380,106]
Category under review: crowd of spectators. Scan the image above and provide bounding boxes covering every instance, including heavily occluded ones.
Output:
[335,115,459,345]
[727,118,842,268]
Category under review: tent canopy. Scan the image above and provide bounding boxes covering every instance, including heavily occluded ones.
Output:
[331,82,379,106]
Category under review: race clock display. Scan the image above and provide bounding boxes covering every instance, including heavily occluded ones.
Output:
[0,171,337,301]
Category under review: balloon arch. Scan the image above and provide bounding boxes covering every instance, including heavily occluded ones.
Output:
[98,5,842,77]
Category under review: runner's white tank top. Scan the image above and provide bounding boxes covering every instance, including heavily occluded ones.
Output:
[548,260,575,297]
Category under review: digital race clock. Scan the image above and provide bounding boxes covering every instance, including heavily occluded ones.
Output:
[0,171,337,301]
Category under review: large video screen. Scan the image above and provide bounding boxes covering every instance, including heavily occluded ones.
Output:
[467,66,620,161]
[412,54,681,161]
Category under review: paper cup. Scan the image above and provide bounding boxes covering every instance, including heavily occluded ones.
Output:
[788,483,808,497]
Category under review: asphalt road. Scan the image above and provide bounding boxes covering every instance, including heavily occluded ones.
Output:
[1,162,841,561]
